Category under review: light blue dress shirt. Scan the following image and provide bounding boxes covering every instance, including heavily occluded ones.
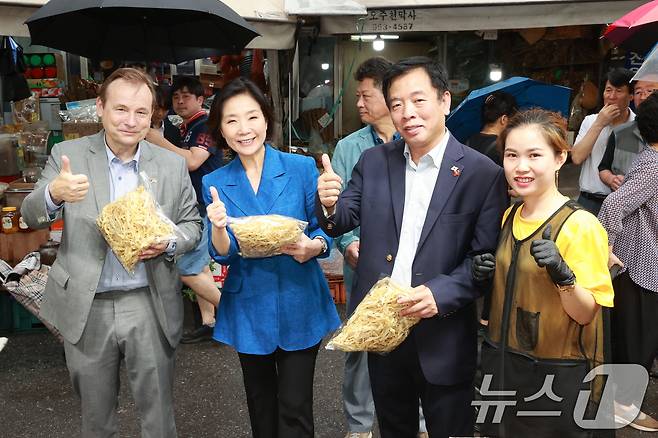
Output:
[45,143,150,292]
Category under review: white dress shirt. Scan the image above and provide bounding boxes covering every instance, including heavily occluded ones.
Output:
[576,110,635,196]
[390,131,449,287]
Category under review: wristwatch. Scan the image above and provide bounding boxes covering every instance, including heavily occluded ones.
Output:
[557,282,576,294]
[314,236,328,255]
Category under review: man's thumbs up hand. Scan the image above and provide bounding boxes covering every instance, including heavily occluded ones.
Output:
[207,186,227,229]
[60,155,72,174]
[49,155,90,205]
[317,153,343,211]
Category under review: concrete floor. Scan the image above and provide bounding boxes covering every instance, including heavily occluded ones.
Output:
[1,298,657,437]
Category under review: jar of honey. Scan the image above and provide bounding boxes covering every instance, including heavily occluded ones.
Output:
[2,206,19,234]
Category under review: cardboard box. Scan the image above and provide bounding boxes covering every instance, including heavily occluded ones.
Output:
[62,122,103,140]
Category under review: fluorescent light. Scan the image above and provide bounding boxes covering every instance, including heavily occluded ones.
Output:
[373,36,385,51]
[324,79,330,84]
[380,35,399,40]
[350,34,377,41]
[321,63,330,70]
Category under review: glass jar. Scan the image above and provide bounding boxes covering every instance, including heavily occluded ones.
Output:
[1,207,19,234]
[18,213,30,232]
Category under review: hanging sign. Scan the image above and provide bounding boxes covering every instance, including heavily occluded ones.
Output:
[363,9,420,33]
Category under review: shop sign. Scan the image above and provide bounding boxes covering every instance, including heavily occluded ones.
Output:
[625,51,645,73]
[363,8,420,33]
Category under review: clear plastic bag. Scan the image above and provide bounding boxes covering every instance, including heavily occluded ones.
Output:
[96,172,188,273]
[325,277,421,354]
[228,214,307,258]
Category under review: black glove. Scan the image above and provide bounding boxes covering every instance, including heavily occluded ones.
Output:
[472,253,496,282]
[530,224,576,286]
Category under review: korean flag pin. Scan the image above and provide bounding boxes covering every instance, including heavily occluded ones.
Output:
[451,166,461,177]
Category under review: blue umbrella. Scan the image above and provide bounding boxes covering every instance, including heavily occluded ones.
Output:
[446,77,571,143]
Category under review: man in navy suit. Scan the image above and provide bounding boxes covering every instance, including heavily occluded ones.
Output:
[317,57,508,437]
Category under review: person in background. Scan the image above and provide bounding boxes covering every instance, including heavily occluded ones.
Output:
[472,109,613,437]
[465,91,517,332]
[151,85,169,134]
[203,77,340,438]
[571,68,634,215]
[465,91,518,166]
[317,56,508,438]
[20,68,202,437]
[598,92,658,432]
[331,56,428,438]
[147,77,223,343]
[598,80,658,191]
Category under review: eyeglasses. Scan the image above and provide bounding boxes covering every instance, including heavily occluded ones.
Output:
[634,89,656,98]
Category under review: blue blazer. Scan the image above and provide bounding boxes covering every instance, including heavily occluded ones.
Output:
[317,135,508,385]
[202,145,340,354]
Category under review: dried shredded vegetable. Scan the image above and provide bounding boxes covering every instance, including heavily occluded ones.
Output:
[326,277,421,353]
[97,186,174,273]
[229,214,307,258]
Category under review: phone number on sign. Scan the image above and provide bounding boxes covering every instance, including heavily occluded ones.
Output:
[368,23,414,32]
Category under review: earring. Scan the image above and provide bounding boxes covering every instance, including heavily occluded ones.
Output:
[555,170,560,186]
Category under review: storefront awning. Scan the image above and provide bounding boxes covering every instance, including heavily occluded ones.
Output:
[0,0,296,50]
[321,0,647,33]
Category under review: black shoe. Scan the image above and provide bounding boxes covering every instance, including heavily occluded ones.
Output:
[180,324,214,344]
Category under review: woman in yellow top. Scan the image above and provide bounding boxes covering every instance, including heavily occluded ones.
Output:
[472,109,613,437]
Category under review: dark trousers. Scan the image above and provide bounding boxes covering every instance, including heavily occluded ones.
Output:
[368,336,474,438]
[612,271,658,406]
[577,192,605,216]
[237,343,320,438]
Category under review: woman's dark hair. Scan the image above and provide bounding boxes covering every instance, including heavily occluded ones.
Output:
[206,77,273,145]
[382,56,449,106]
[482,91,518,125]
[636,92,658,144]
[498,108,570,155]
[154,85,170,110]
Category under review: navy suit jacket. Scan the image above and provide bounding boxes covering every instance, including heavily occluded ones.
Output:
[317,134,507,385]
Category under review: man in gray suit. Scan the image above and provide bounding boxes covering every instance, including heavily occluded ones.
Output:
[21,68,202,438]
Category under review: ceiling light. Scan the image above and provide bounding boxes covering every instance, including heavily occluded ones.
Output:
[321,63,329,70]
[489,64,502,82]
[372,36,385,51]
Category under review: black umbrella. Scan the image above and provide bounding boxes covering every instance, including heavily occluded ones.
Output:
[25,0,259,64]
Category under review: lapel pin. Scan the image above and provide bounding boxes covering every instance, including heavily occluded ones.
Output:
[451,166,461,177]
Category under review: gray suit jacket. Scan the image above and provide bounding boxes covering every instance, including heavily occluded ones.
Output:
[21,131,202,347]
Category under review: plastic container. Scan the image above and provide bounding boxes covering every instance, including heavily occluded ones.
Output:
[44,66,57,78]
[0,294,12,331]
[12,301,44,331]
[0,134,20,176]
[29,54,42,67]
[2,207,19,234]
[42,53,55,66]
[18,214,30,232]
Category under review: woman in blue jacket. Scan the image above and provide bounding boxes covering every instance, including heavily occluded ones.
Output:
[202,77,340,438]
